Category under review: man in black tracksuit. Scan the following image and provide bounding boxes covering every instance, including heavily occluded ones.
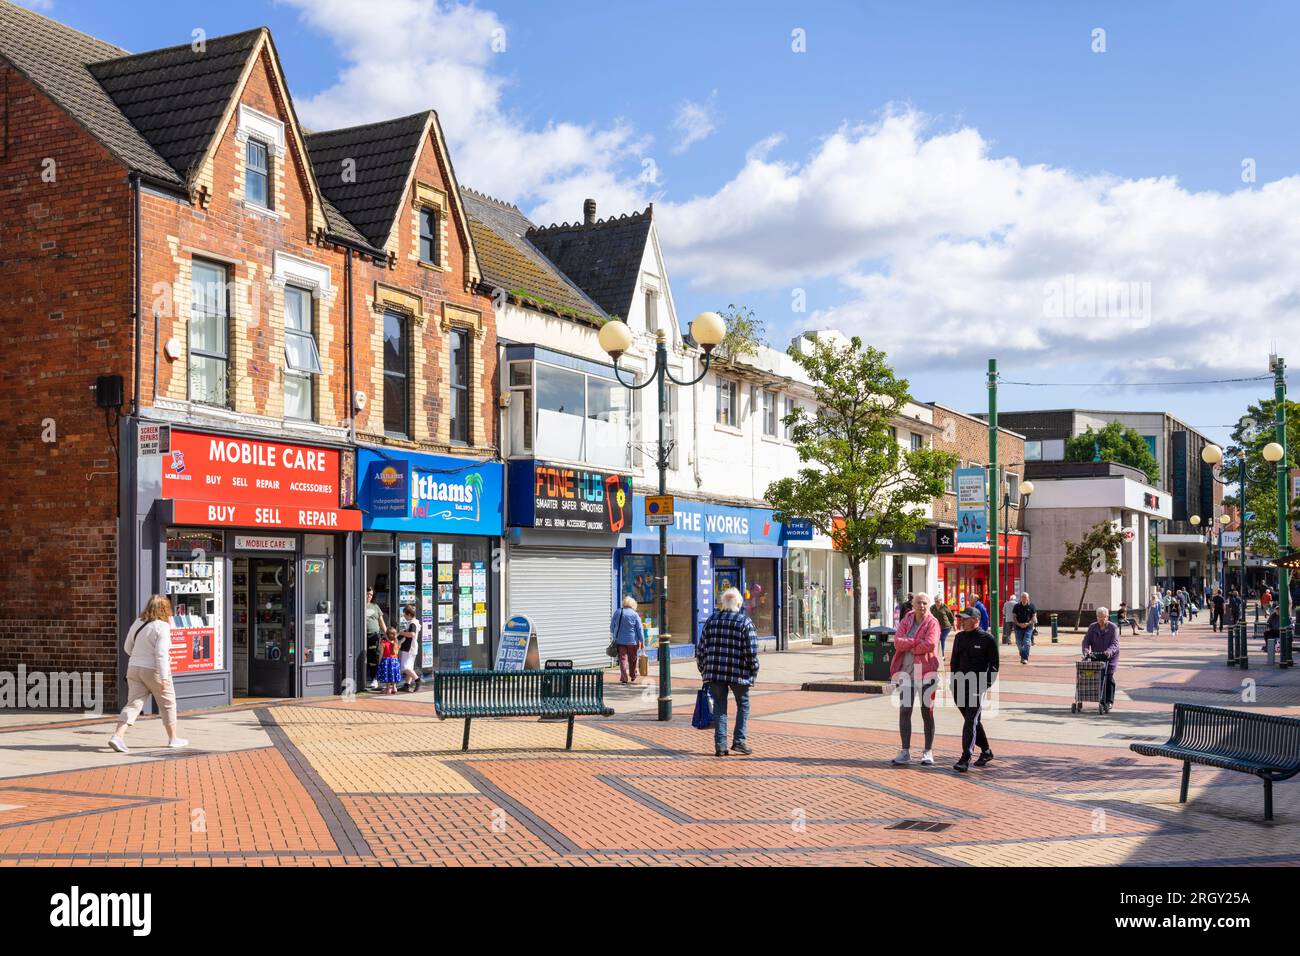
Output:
[949,607,999,772]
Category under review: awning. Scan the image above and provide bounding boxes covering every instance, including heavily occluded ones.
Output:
[717,542,785,559]
[624,537,711,557]
[1271,553,1300,569]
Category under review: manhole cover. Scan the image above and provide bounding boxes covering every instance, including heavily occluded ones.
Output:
[1103,733,1163,742]
[886,820,952,832]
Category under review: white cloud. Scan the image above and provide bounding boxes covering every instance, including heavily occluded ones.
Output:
[15,0,55,10]
[671,92,717,154]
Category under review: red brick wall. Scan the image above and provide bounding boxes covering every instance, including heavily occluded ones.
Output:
[0,65,132,688]
[931,407,1026,529]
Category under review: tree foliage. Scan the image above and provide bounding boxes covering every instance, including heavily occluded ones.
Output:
[1224,399,1300,556]
[1058,521,1128,628]
[765,336,957,679]
[1065,422,1160,485]
[714,303,766,362]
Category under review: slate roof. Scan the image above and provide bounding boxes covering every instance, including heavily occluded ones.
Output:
[89,29,262,185]
[0,0,182,186]
[305,112,431,250]
[460,188,607,325]
[525,208,654,320]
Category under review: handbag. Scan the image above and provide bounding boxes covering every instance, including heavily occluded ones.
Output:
[691,685,714,729]
[605,641,618,658]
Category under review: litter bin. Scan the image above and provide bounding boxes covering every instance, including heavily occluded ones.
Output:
[861,625,896,681]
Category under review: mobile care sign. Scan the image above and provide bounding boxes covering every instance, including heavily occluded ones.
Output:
[159,430,361,531]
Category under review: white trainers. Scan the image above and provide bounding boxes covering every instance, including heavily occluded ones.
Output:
[166,738,190,749]
[892,749,912,765]
[921,750,935,765]
[108,736,128,754]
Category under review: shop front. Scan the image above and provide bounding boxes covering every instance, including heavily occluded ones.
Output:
[619,497,785,654]
[939,531,1027,614]
[133,426,361,710]
[356,449,504,681]
[505,459,632,667]
[784,522,858,644]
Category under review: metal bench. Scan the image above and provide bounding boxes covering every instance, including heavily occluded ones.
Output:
[433,669,614,751]
[1130,703,1300,820]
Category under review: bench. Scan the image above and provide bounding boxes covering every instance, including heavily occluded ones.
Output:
[433,669,614,751]
[1130,703,1300,820]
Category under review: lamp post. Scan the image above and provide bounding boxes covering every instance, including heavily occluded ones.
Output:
[1189,512,1233,594]
[599,312,727,720]
[1269,357,1292,667]
[998,465,1032,643]
[1202,438,1283,601]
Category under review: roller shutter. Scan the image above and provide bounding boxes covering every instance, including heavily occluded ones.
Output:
[507,546,613,667]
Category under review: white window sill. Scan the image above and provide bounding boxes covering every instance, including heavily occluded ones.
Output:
[714,422,742,436]
[241,200,281,220]
[761,433,782,444]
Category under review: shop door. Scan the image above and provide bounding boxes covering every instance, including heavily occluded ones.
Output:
[248,558,294,698]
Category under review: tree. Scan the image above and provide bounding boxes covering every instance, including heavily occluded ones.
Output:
[1058,521,1128,628]
[714,303,766,362]
[1224,399,1300,557]
[765,336,957,681]
[1065,422,1160,485]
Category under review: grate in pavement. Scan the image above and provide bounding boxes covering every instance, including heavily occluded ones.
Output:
[885,819,953,832]
[1103,733,1163,741]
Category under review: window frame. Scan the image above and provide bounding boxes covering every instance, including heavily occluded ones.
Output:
[245,138,271,210]
[448,326,471,445]
[283,285,319,421]
[189,259,230,408]
[910,432,924,452]
[716,377,738,428]
[382,309,410,439]
[419,207,441,267]
[762,389,778,437]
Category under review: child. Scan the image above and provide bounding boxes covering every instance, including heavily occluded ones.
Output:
[378,627,402,694]
[399,605,422,692]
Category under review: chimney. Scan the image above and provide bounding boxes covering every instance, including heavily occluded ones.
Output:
[583,198,596,226]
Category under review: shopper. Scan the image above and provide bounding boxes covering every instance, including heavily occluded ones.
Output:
[890,593,941,766]
[949,608,999,772]
[1082,606,1120,710]
[973,595,990,631]
[1228,589,1243,627]
[108,595,188,754]
[365,587,387,691]
[1145,589,1162,635]
[610,595,646,684]
[1012,591,1037,664]
[1211,588,1225,632]
[931,596,955,658]
[1001,593,1017,646]
[398,605,422,692]
[696,587,759,757]
[378,627,402,695]
[1168,592,1182,635]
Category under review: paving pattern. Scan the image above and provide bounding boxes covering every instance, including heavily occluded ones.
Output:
[1,616,1298,866]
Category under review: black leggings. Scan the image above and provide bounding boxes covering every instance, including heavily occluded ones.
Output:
[898,676,937,751]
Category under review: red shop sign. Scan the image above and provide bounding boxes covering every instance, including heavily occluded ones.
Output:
[162,430,361,532]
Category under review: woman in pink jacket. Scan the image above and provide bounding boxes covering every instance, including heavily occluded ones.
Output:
[890,592,942,765]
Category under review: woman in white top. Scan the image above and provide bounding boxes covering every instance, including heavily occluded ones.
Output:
[109,594,188,753]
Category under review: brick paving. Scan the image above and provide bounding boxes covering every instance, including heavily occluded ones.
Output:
[1,616,1298,866]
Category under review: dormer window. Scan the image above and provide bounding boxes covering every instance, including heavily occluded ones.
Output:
[419,207,440,266]
[245,138,270,209]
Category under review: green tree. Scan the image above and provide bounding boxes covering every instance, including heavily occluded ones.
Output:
[714,303,766,362]
[765,336,957,680]
[1058,521,1128,628]
[1223,399,1300,557]
[1065,422,1160,485]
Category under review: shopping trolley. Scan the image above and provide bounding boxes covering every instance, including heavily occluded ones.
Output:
[1071,655,1111,714]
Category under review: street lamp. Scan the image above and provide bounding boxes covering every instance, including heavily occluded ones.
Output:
[600,311,726,720]
[1189,512,1234,594]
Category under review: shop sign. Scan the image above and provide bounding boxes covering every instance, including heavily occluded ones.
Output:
[138,423,169,457]
[507,460,631,533]
[630,497,783,545]
[161,430,360,531]
[234,535,296,552]
[359,450,504,536]
[937,528,956,554]
[784,518,815,541]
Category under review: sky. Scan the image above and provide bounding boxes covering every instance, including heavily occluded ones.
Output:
[22,0,1300,446]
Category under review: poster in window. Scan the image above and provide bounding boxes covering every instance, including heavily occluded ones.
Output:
[439,604,453,623]
[399,541,417,561]
[437,563,453,583]
[421,539,434,563]
[438,625,453,645]
[475,628,485,645]
[438,542,453,561]
[459,562,472,588]
[438,584,454,602]
[399,563,416,583]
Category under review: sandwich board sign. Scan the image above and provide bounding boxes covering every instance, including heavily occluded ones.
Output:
[494,614,540,671]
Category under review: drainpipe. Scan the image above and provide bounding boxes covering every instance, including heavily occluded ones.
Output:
[345,248,355,442]
[130,172,142,416]
[692,348,702,489]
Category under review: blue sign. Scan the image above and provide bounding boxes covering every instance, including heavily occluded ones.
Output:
[630,497,782,545]
[955,467,987,543]
[358,449,503,536]
[458,659,473,671]
[784,518,815,541]
[495,615,533,672]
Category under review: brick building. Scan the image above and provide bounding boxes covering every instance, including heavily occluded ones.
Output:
[0,3,500,709]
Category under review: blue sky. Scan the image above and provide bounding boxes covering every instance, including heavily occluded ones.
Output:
[28,0,1300,445]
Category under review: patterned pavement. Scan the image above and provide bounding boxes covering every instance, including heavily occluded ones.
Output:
[1,615,1298,866]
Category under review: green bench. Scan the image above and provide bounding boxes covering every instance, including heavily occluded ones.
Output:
[433,669,614,751]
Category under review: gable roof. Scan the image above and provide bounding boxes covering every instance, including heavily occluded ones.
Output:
[0,0,181,186]
[526,207,654,320]
[305,111,431,250]
[88,29,262,185]
[460,188,607,325]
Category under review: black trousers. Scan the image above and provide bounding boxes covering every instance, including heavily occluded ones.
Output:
[1210,610,1223,631]
[957,698,990,759]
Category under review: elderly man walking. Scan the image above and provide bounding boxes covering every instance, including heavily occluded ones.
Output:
[696,587,760,757]
[1012,592,1037,664]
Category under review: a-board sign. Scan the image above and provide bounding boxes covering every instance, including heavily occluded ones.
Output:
[494,614,540,671]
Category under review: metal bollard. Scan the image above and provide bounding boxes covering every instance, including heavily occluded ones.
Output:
[1050,613,1059,643]
[1227,624,1239,668]
[1282,626,1295,669]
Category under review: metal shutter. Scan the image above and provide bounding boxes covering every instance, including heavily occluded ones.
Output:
[507,546,613,667]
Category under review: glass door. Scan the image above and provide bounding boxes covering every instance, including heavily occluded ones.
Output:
[248,558,294,698]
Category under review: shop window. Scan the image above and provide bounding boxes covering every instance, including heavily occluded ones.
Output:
[189,260,229,407]
[419,207,440,266]
[743,559,776,636]
[245,138,270,209]
[302,536,335,665]
[449,327,470,444]
[383,310,409,437]
[829,550,855,635]
[716,377,738,427]
[165,530,224,676]
[284,285,321,421]
[762,390,778,437]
